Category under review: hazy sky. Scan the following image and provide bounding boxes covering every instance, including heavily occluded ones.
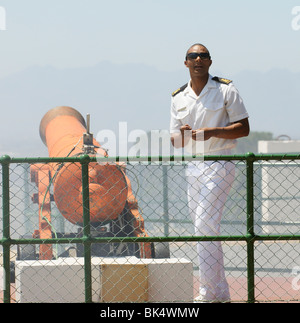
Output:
[0,0,300,157]
[1,0,300,78]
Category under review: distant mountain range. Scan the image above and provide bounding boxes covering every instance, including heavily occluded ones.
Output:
[0,62,298,157]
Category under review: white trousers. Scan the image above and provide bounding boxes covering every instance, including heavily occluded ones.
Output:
[187,160,235,302]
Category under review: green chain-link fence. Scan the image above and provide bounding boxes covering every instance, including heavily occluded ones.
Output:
[1,153,300,303]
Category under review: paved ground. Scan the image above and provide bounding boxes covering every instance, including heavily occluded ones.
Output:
[1,273,299,303]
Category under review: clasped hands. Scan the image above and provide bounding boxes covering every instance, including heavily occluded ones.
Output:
[180,124,213,141]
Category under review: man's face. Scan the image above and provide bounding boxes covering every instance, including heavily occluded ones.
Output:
[184,45,212,78]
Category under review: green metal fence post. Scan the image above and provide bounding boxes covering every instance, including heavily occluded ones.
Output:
[246,152,255,303]
[80,155,92,303]
[1,155,11,303]
[162,165,169,237]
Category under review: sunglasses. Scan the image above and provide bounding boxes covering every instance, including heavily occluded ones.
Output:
[186,52,211,60]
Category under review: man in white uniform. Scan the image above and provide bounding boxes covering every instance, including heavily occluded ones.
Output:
[170,43,250,302]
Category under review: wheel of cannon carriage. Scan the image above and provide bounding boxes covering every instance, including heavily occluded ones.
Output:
[16,236,37,261]
[151,242,170,259]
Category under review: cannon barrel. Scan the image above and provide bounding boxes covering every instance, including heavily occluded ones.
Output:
[39,106,128,225]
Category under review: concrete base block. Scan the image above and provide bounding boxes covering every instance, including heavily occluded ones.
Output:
[15,257,193,303]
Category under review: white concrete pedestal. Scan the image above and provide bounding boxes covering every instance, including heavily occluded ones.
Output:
[15,257,193,303]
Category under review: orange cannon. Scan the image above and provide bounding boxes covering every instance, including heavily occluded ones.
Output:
[30,106,151,260]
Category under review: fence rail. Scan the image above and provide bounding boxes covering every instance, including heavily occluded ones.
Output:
[1,153,300,303]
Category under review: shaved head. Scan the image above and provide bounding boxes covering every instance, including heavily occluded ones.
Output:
[185,43,211,60]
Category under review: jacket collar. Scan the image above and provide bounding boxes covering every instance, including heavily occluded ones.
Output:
[185,74,216,98]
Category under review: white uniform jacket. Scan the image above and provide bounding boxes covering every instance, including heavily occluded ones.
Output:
[170,75,249,154]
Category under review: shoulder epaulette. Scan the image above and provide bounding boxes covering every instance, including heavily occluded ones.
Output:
[172,83,188,97]
[212,76,232,85]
